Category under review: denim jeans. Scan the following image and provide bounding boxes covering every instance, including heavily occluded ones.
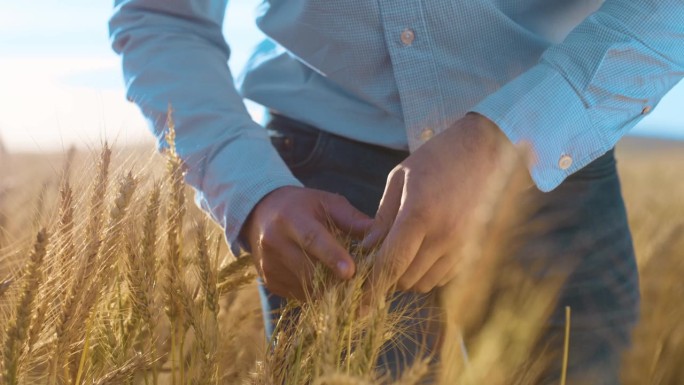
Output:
[261,113,640,384]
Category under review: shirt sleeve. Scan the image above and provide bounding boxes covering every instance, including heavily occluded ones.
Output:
[109,0,302,250]
[470,0,684,192]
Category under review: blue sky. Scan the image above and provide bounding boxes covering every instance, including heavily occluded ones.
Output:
[0,0,682,151]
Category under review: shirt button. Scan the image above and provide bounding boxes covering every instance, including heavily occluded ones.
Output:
[420,128,434,141]
[558,154,573,170]
[401,29,415,46]
[641,106,652,114]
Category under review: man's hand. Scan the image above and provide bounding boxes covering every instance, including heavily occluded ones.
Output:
[362,113,514,293]
[242,186,373,300]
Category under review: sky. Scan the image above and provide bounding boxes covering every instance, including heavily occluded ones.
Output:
[0,0,265,152]
[0,0,683,152]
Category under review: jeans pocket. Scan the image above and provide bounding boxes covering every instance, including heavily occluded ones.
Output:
[267,120,329,172]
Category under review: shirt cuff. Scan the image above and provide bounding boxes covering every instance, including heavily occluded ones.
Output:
[192,132,303,256]
[469,62,609,192]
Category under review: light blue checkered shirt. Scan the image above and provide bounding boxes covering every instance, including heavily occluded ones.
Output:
[110,0,684,246]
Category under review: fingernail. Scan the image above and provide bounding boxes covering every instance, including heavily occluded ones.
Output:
[361,231,375,249]
[337,260,349,276]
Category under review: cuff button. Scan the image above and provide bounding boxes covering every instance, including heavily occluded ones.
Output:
[641,106,652,115]
[419,127,434,141]
[558,154,573,170]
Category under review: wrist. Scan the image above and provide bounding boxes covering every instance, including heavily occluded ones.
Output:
[461,112,514,165]
[465,112,507,144]
[238,186,293,252]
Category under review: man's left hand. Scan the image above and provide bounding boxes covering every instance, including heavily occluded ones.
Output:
[361,112,514,293]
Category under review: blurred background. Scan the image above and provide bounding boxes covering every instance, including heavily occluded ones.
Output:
[1,0,683,153]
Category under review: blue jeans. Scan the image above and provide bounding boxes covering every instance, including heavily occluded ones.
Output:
[261,113,640,384]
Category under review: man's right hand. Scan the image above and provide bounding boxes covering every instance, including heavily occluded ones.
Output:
[241,186,373,300]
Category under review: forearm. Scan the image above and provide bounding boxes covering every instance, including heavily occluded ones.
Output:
[471,0,684,191]
[109,0,302,247]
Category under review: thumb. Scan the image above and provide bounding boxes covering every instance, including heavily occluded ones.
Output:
[322,194,374,238]
[361,167,405,250]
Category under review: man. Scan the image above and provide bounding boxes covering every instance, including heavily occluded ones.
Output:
[109,1,684,383]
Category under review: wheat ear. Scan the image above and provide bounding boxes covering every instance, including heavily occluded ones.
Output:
[92,353,149,385]
[2,229,49,385]
[97,171,138,286]
[67,170,138,382]
[51,146,111,385]
[36,178,76,359]
[56,179,75,287]
[126,183,161,351]
[193,219,219,385]
[163,106,188,385]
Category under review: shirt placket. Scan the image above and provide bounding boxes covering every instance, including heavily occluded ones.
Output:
[377,0,447,152]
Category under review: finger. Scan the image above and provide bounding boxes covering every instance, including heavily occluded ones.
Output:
[295,222,356,280]
[260,242,314,298]
[361,168,405,250]
[321,193,373,238]
[437,262,459,287]
[279,243,316,286]
[360,222,423,312]
[370,215,424,293]
[411,255,457,293]
[265,274,308,301]
[396,239,444,291]
[259,227,314,281]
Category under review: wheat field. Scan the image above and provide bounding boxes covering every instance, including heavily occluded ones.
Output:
[0,131,682,385]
